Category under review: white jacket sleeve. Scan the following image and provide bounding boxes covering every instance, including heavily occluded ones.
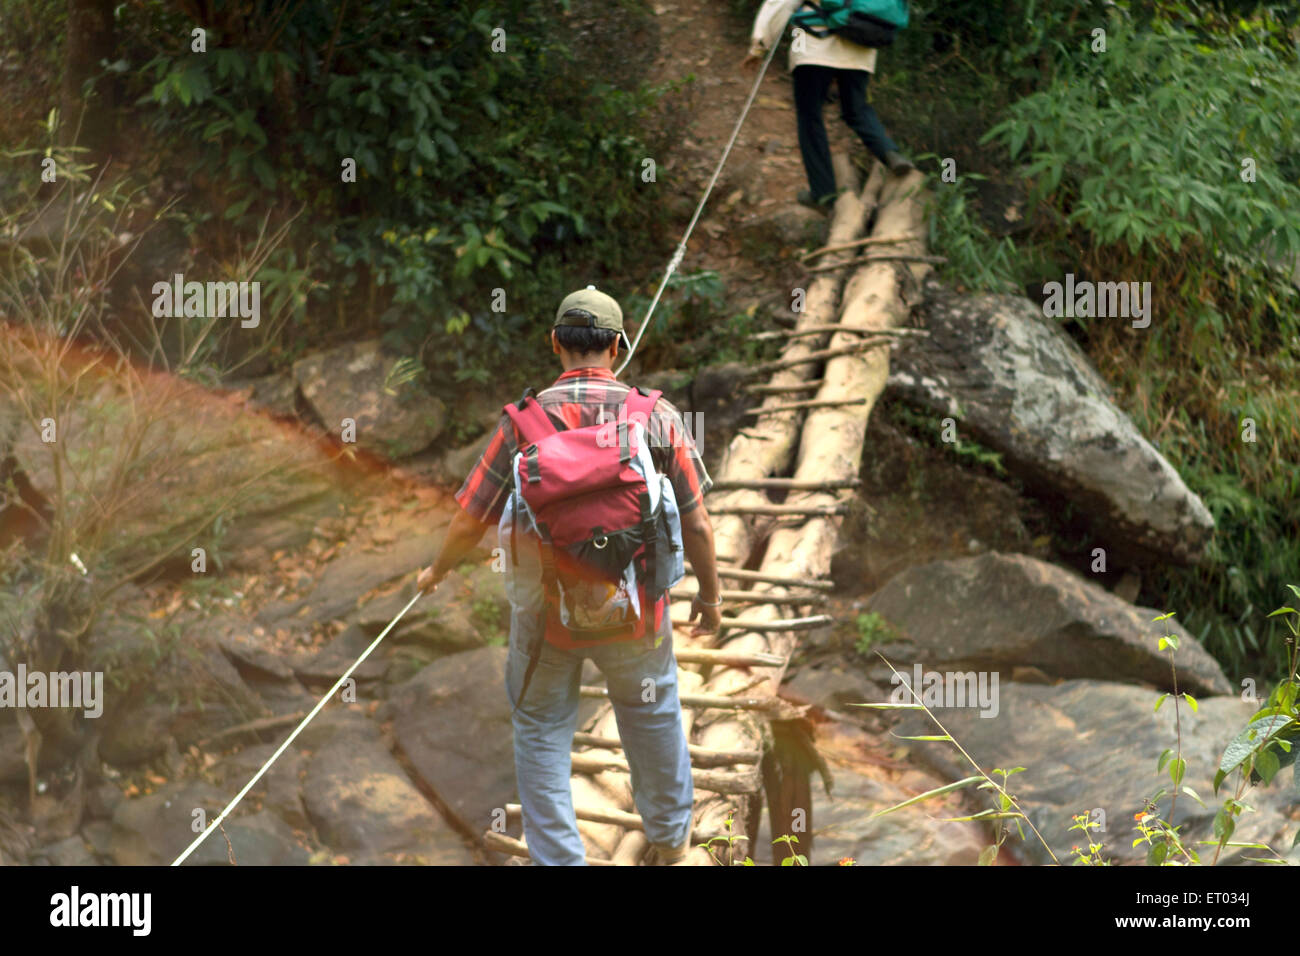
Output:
[750,0,801,52]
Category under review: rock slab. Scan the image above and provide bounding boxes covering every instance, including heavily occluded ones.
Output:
[867,552,1231,697]
[888,280,1214,564]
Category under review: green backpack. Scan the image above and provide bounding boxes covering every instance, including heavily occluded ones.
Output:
[791,0,909,48]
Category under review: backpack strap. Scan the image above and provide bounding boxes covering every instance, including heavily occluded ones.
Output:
[511,521,558,716]
[637,488,659,599]
[792,0,835,37]
[616,386,663,463]
[623,385,662,422]
[503,388,558,446]
[619,386,662,453]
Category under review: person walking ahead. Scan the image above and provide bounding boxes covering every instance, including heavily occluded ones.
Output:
[745,0,915,210]
[416,286,724,866]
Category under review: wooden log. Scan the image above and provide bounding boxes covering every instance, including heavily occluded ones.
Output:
[699,566,835,591]
[804,252,946,274]
[863,253,947,264]
[669,614,835,632]
[799,231,926,261]
[748,339,894,375]
[504,803,720,841]
[579,685,809,718]
[709,153,878,575]
[569,752,762,794]
[690,166,933,864]
[569,155,883,861]
[705,503,848,517]
[715,589,826,607]
[612,831,649,865]
[672,647,787,667]
[677,586,823,607]
[742,379,824,395]
[573,732,764,767]
[483,831,620,866]
[750,325,927,341]
[709,477,860,491]
[746,398,867,415]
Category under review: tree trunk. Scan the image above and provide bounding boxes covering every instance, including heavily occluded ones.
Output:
[62,0,117,161]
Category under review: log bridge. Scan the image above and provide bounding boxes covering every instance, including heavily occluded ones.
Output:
[483,156,932,865]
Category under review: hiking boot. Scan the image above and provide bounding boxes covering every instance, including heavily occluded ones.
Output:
[796,189,836,214]
[884,150,917,175]
[644,837,693,866]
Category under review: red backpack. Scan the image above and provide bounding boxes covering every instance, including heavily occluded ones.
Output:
[503,385,672,654]
[501,384,687,712]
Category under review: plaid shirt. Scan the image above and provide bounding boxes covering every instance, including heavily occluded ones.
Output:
[456,367,712,525]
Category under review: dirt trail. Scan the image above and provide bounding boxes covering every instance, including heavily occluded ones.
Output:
[644,0,865,283]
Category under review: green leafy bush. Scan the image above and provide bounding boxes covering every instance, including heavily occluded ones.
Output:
[108,0,673,382]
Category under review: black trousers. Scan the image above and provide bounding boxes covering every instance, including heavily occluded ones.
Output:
[792,65,898,201]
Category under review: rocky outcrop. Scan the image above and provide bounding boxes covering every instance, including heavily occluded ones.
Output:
[298,710,474,865]
[888,280,1214,565]
[293,340,447,459]
[256,527,449,627]
[866,552,1232,697]
[109,780,309,866]
[899,680,1300,865]
[383,647,515,840]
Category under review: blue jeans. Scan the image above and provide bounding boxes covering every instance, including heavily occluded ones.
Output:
[505,619,694,866]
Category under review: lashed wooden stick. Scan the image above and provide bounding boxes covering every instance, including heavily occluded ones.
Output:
[805,252,946,274]
[709,477,860,491]
[799,231,926,261]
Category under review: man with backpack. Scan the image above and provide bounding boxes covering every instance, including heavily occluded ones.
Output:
[744,0,915,211]
[416,286,723,866]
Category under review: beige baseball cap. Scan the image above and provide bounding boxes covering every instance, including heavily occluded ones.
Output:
[554,285,630,351]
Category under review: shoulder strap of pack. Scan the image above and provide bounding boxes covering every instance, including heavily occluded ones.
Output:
[503,388,558,445]
[615,386,664,466]
[622,385,662,423]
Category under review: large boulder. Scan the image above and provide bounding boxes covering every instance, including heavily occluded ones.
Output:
[887,280,1214,565]
[299,709,474,865]
[355,567,507,654]
[383,647,515,839]
[899,680,1300,865]
[209,744,311,831]
[866,552,1232,697]
[96,613,271,766]
[32,835,99,866]
[293,340,448,460]
[262,526,449,627]
[291,624,389,687]
[110,780,309,865]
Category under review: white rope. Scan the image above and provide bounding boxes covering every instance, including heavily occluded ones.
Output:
[615,35,782,376]
[170,590,424,866]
